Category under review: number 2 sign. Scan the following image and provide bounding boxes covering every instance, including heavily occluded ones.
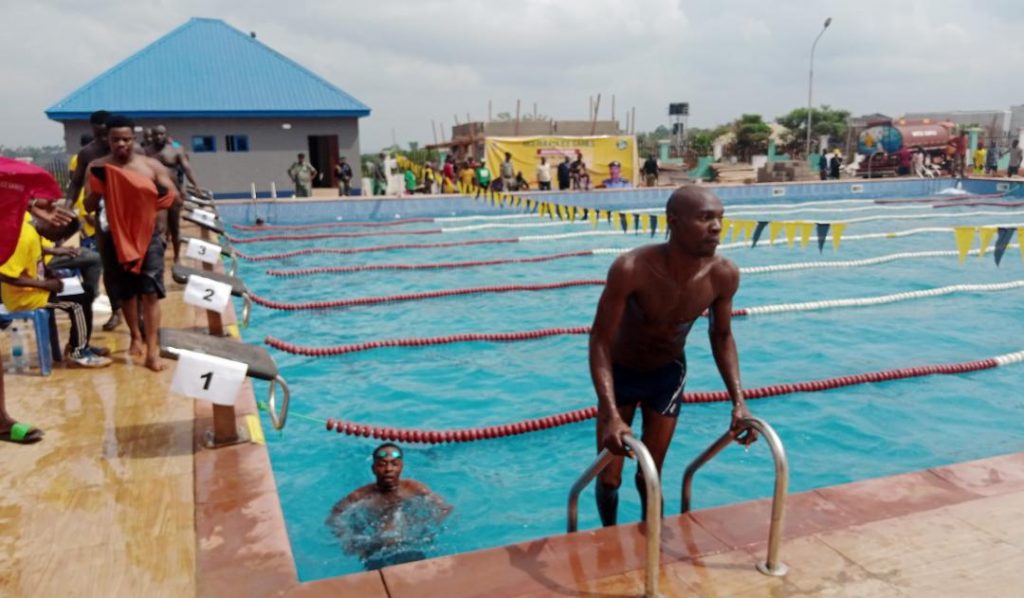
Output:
[183,275,233,314]
[170,349,249,406]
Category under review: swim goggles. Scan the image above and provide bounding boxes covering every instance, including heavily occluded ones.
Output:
[374,449,402,460]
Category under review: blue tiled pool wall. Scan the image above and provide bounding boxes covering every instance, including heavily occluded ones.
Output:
[215,178,1024,225]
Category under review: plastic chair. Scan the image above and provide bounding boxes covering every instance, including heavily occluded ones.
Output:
[6,309,54,376]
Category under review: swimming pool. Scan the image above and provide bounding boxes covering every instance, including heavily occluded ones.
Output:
[231,183,1024,580]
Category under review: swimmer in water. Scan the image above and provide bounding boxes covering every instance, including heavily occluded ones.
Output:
[326,443,451,569]
[589,185,757,527]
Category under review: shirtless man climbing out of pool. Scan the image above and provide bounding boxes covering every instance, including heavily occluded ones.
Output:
[590,185,757,526]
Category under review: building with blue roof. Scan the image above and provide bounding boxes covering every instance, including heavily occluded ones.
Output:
[47,17,371,197]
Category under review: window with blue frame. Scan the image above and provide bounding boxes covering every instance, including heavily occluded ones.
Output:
[226,134,250,152]
[191,135,216,153]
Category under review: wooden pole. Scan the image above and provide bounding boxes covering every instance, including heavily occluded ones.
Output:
[611,95,616,122]
[515,99,521,136]
[631,107,636,135]
[590,94,602,135]
[431,120,438,145]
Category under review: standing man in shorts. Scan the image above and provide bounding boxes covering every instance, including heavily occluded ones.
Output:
[589,185,756,526]
[84,116,177,371]
[146,125,201,263]
[65,110,124,331]
[288,153,317,198]
[1008,140,1022,178]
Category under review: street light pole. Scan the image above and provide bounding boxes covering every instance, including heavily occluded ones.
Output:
[805,17,832,157]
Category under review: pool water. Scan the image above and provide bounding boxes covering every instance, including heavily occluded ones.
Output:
[235,193,1024,580]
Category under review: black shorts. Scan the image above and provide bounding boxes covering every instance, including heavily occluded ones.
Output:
[613,358,687,418]
[117,230,167,300]
[1009,166,1020,176]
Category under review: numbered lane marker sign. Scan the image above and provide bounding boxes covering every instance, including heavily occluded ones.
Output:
[192,208,218,224]
[186,238,222,264]
[183,275,233,314]
[170,349,249,406]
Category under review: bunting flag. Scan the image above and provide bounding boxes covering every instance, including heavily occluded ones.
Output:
[816,223,831,253]
[589,208,599,228]
[577,206,586,222]
[657,215,668,238]
[603,209,612,224]
[768,221,783,245]
[633,214,641,234]
[993,227,1015,266]
[978,227,997,258]
[798,222,814,249]
[750,221,769,248]
[831,223,847,251]
[734,220,756,242]
[1020,227,1024,262]
[648,215,657,237]
[719,217,733,242]
[783,221,798,248]
[618,212,628,232]
[953,226,977,264]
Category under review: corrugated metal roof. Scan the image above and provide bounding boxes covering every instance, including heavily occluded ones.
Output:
[46,18,370,120]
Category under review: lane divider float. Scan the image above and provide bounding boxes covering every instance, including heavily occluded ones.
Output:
[261,280,1024,344]
[308,349,1024,444]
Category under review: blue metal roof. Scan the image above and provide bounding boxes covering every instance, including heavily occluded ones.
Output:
[46,18,370,120]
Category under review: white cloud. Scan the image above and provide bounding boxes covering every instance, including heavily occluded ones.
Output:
[2,0,1023,151]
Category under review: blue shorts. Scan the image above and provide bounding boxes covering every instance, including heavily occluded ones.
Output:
[613,358,687,418]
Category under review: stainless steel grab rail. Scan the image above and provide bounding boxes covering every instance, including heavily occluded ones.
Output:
[681,416,789,576]
[568,435,661,598]
[266,374,291,430]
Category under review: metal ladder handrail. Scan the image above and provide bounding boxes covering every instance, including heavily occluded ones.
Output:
[681,416,789,576]
[567,434,661,598]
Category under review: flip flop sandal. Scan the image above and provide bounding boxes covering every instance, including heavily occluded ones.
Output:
[0,422,43,444]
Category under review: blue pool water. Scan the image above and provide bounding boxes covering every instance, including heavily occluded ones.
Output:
[233,187,1024,580]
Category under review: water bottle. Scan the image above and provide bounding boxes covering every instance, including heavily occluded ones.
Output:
[9,326,27,374]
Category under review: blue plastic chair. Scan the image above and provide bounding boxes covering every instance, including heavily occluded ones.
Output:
[5,309,54,376]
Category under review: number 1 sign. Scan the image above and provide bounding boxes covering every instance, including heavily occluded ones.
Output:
[170,349,249,406]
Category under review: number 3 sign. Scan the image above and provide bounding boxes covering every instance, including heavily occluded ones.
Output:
[170,349,249,406]
[183,275,233,313]
[186,238,221,264]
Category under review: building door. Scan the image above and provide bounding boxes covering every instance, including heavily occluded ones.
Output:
[307,135,339,188]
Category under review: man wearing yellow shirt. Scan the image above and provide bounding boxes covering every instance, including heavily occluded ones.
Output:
[0,217,111,368]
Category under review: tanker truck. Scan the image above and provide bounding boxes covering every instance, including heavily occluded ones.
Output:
[856,118,958,178]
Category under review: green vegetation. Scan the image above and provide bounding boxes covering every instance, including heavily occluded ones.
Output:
[775,105,850,153]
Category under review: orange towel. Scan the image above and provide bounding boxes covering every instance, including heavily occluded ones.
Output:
[89,164,176,273]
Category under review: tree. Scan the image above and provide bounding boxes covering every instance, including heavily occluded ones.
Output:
[731,114,771,162]
[775,105,850,153]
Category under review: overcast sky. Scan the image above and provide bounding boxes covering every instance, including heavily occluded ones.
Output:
[3,0,1023,151]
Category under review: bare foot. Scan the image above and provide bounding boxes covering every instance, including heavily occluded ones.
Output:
[129,338,145,357]
[145,353,166,372]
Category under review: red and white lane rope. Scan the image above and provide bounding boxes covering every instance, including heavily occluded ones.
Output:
[233,237,520,261]
[265,250,594,277]
[226,228,442,243]
[233,217,434,231]
[314,349,1024,443]
[250,280,605,310]
[252,251,1019,312]
[261,280,1024,344]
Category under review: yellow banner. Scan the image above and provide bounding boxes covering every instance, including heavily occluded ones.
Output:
[783,222,798,248]
[798,222,814,249]
[831,223,846,251]
[978,227,997,257]
[953,226,976,264]
[484,135,638,188]
[768,221,783,245]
